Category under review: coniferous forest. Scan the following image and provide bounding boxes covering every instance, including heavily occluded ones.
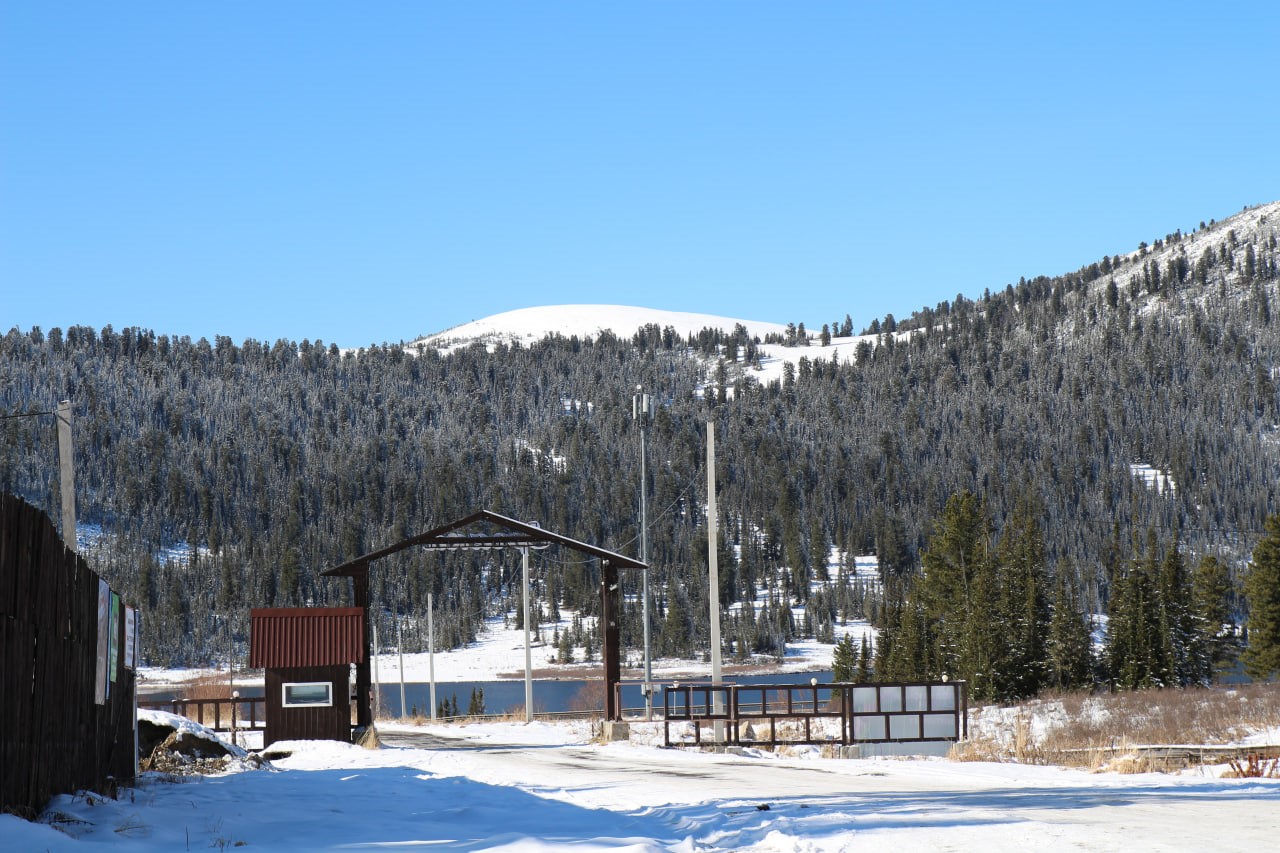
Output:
[4,202,1280,698]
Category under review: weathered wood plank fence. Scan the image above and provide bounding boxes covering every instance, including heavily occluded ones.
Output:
[1,493,136,818]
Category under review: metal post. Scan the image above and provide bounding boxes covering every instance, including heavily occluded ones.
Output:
[522,546,533,722]
[398,619,407,718]
[708,421,724,740]
[428,592,437,720]
[227,615,234,696]
[132,672,139,776]
[55,399,76,550]
[634,388,653,720]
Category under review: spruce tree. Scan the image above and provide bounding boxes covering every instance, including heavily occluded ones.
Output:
[1158,543,1208,686]
[1046,566,1094,689]
[1192,555,1237,677]
[856,634,872,681]
[832,634,858,682]
[467,687,486,716]
[1243,514,1280,681]
[993,495,1049,699]
[1106,533,1164,689]
[919,491,990,681]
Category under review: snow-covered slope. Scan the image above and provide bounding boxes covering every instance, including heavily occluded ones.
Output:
[414,305,789,351]
[412,303,892,391]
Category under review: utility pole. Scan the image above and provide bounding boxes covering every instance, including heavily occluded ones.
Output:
[707,421,723,740]
[55,399,75,550]
[633,387,654,719]
[522,546,533,722]
[398,618,407,718]
[428,592,437,720]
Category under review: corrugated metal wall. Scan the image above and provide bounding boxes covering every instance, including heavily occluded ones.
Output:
[249,607,363,669]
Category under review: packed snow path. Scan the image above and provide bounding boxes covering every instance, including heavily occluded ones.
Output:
[376,723,1280,850]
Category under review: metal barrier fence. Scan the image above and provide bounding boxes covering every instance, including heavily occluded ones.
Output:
[661,680,967,748]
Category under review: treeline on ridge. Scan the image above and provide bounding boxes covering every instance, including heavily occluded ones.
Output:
[1,206,1278,695]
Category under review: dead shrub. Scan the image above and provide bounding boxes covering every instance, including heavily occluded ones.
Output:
[568,681,606,716]
[1225,754,1280,778]
[949,735,1006,763]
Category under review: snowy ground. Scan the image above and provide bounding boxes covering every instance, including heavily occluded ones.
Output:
[9,716,1279,852]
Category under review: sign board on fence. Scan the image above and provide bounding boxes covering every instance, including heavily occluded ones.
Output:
[95,579,110,704]
[124,605,137,670]
[109,592,120,683]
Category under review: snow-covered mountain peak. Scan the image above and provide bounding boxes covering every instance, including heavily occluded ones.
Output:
[414,305,790,351]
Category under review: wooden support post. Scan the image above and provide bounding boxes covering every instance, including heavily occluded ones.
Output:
[56,399,76,550]
[351,564,372,731]
[601,559,621,720]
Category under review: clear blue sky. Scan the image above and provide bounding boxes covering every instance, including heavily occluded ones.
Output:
[3,2,1278,348]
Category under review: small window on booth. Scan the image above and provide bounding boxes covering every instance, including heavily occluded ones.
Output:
[282,682,333,708]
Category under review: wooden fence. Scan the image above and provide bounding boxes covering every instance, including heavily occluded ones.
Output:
[1,494,136,818]
[139,696,267,739]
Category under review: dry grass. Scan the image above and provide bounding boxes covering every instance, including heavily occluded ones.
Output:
[175,674,237,701]
[960,684,1280,772]
[951,712,1051,765]
[1040,685,1280,752]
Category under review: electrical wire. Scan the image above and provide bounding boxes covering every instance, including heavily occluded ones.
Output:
[1,409,56,420]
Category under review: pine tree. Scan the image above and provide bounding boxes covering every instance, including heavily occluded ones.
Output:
[659,581,692,657]
[992,494,1049,699]
[856,634,872,681]
[832,634,858,681]
[873,511,913,579]
[1243,514,1280,681]
[1106,533,1164,689]
[919,492,992,690]
[1046,565,1094,689]
[879,582,933,682]
[557,629,575,664]
[1157,543,1208,686]
[1192,555,1237,677]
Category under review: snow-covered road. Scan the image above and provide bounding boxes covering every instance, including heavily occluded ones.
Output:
[376,723,1280,850]
[8,720,1279,851]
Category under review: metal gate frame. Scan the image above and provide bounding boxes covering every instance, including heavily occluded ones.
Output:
[661,680,967,748]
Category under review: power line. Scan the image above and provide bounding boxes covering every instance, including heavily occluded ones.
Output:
[1,409,56,420]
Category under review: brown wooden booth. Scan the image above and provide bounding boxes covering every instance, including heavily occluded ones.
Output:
[249,607,364,746]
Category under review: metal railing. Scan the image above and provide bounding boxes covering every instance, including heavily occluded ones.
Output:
[661,680,967,748]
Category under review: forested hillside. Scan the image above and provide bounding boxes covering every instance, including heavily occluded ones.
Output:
[3,202,1279,673]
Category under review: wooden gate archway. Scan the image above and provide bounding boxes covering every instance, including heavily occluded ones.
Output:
[322,510,647,726]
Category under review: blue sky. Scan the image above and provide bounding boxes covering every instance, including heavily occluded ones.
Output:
[3,2,1278,348]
